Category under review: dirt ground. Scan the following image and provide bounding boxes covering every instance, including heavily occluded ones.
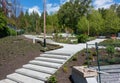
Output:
[0,36,87,82]
[0,36,43,80]
[55,47,120,83]
[55,52,86,83]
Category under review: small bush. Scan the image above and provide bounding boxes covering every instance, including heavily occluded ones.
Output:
[62,66,68,73]
[88,55,93,60]
[92,51,97,56]
[99,61,109,65]
[107,57,120,64]
[84,60,88,65]
[0,27,10,38]
[72,56,77,61]
[115,53,120,57]
[8,28,17,36]
[107,58,116,64]
[77,34,88,43]
[47,75,57,83]
[81,53,85,56]
[106,45,115,58]
[114,58,120,64]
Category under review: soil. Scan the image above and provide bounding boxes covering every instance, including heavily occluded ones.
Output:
[55,48,120,83]
[55,52,86,83]
[0,36,46,80]
[1,36,120,83]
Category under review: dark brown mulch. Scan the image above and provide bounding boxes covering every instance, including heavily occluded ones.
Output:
[55,47,120,83]
[55,52,86,83]
[0,36,42,80]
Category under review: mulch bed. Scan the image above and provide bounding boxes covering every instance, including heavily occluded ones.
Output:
[55,47,120,83]
[0,36,42,80]
[55,52,86,83]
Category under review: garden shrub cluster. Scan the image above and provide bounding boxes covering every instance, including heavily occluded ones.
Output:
[77,34,88,43]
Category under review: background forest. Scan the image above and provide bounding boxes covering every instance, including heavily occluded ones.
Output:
[1,0,120,38]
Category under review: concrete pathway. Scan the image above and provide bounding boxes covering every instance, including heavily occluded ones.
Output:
[0,35,105,83]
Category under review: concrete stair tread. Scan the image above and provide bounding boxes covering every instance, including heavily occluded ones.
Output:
[40,54,68,60]
[23,64,57,74]
[29,60,61,69]
[44,52,71,56]
[35,57,65,64]
[15,68,51,81]
[102,68,120,73]
[7,73,44,83]
[0,79,17,83]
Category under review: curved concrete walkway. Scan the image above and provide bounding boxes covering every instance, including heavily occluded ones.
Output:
[0,35,105,83]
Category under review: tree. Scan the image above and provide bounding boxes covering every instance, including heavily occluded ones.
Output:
[46,14,59,33]
[17,11,24,29]
[88,10,104,36]
[58,0,91,34]
[98,8,107,19]
[104,9,120,35]
[77,16,89,34]
[116,5,120,18]
[24,10,31,32]
[28,11,40,32]
[0,11,9,37]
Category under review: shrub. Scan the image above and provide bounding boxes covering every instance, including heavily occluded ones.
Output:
[92,51,97,56]
[107,58,116,64]
[8,28,17,36]
[0,11,9,38]
[77,34,88,43]
[107,57,120,64]
[0,27,10,38]
[47,75,57,83]
[87,55,93,60]
[72,56,77,61]
[114,58,120,64]
[106,45,115,58]
[54,33,58,41]
[84,60,88,65]
[62,66,68,73]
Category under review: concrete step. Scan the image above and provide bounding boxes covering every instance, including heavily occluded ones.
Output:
[0,79,17,83]
[102,68,120,73]
[29,60,61,69]
[23,64,57,74]
[15,68,51,81]
[44,52,71,56]
[40,54,68,60]
[7,73,44,83]
[35,57,65,64]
